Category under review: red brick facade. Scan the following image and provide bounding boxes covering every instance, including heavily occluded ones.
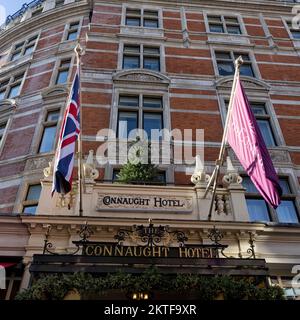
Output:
[0,0,299,213]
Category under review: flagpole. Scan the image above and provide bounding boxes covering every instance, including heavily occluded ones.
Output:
[206,56,243,220]
[75,44,84,217]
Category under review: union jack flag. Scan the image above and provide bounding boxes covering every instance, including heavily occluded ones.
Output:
[52,71,80,195]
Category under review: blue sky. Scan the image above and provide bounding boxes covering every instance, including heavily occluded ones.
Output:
[1,0,29,17]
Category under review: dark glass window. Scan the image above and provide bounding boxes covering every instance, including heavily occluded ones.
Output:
[216,51,254,77]
[123,45,160,71]
[67,21,80,41]
[208,15,241,34]
[118,111,138,138]
[243,176,299,223]
[22,184,42,215]
[56,59,71,84]
[39,110,60,153]
[0,74,24,100]
[118,94,163,140]
[125,8,159,28]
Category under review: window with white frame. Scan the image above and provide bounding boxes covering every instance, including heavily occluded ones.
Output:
[123,45,160,71]
[38,110,60,153]
[125,8,159,28]
[10,35,38,61]
[22,184,42,215]
[66,21,80,41]
[215,51,254,77]
[0,73,25,101]
[55,59,71,84]
[286,21,300,40]
[207,15,242,34]
[243,176,299,224]
[117,94,163,140]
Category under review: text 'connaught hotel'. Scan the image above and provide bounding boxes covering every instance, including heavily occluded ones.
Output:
[0,0,300,300]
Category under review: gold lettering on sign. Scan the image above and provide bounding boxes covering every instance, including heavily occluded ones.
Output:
[125,247,133,256]
[83,244,218,259]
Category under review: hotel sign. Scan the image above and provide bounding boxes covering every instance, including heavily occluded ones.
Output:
[96,193,193,212]
[81,243,221,259]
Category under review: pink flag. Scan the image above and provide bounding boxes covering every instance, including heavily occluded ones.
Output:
[227,79,282,208]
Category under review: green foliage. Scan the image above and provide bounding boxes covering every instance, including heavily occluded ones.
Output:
[116,161,158,184]
[16,267,285,300]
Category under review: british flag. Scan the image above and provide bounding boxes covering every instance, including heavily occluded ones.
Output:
[52,71,80,195]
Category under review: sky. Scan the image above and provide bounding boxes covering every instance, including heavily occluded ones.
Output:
[0,0,30,21]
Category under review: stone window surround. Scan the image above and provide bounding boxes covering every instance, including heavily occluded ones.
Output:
[242,174,300,224]
[116,93,164,139]
[118,41,166,73]
[210,47,262,79]
[61,17,84,43]
[8,33,40,63]
[203,11,248,36]
[49,54,75,87]
[121,4,164,29]
[0,100,16,156]
[0,69,27,102]
[32,105,63,156]
[106,85,173,183]
[14,180,41,214]
[21,183,42,214]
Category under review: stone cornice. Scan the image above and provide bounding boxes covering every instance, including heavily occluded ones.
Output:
[20,215,300,235]
[0,1,91,49]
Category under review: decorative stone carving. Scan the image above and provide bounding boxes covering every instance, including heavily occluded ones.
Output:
[25,156,53,172]
[43,156,55,180]
[216,194,225,215]
[56,185,77,210]
[268,149,290,163]
[214,193,231,216]
[222,156,243,187]
[113,70,170,85]
[83,150,99,183]
[216,76,270,91]
[191,155,210,187]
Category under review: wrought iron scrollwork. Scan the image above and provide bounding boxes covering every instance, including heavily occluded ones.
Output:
[207,226,256,259]
[43,223,93,255]
[114,219,188,247]
[245,232,256,259]
[207,226,223,245]
[78,222,94,242]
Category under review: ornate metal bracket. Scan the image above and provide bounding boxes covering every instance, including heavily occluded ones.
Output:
[245,232,256,259]
[114,219,188,247]
[207,226,256,259]
[43,222,93,255]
